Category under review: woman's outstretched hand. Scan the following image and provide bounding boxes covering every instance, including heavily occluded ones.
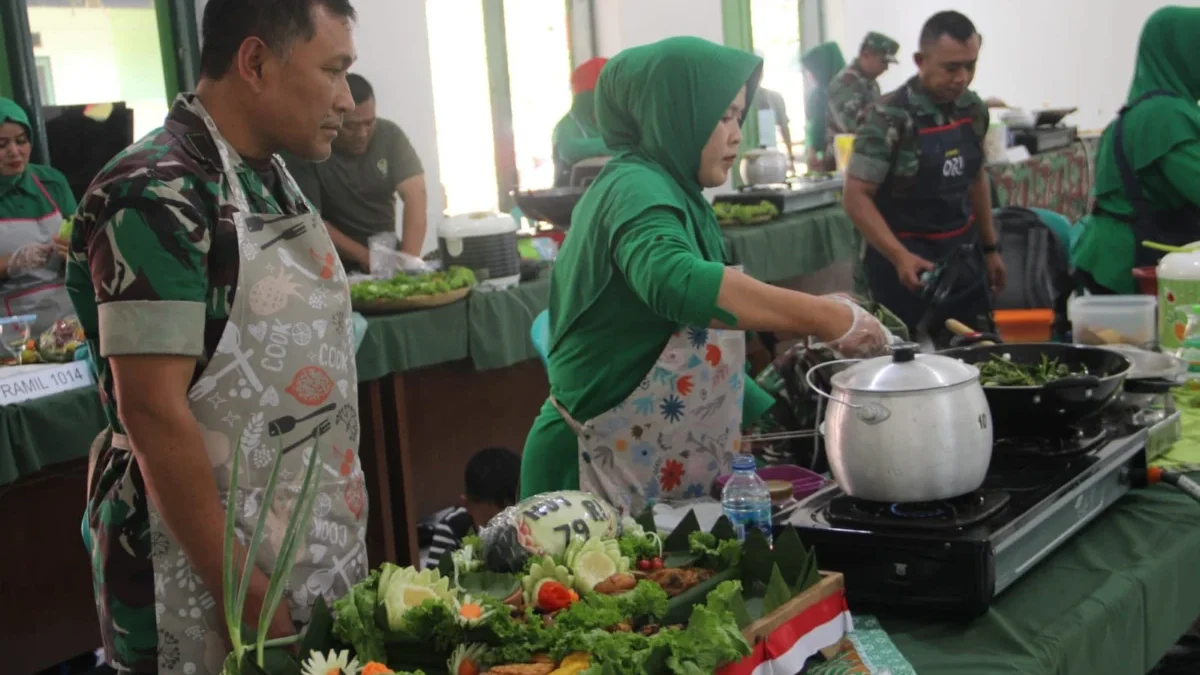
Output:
[821,295,892,357]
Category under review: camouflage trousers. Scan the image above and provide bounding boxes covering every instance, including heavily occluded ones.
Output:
[85,430,159,673]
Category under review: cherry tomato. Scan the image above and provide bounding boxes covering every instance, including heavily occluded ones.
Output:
[638,559,652,571]
[651,557,664,570]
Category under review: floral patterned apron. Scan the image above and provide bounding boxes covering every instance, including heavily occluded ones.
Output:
[104,107,367,674]
[0,175,71,334]
[552,326,746,517]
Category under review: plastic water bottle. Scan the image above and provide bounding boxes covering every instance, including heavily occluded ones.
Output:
[722,454,773,546]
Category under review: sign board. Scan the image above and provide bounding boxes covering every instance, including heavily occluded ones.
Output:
[0,361,94,405]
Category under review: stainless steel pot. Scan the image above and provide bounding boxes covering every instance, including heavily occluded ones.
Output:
[806,345,993,502]
[739,146,789,186]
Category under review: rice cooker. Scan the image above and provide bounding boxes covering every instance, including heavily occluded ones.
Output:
[439,212,521,290]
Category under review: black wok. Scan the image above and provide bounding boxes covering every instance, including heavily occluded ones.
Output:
[937,342,1132,439]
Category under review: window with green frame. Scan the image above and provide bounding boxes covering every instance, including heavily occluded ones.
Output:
[722,0,804,180]
[428,0,581,216]
[0,0,198,162]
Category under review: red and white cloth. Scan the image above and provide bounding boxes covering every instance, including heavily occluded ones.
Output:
[719,588,853,675]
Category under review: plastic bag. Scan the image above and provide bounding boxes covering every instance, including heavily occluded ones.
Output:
[0,315,37,365]
[368,232,431,277]
[368,232,400,278]
[38,316,86,363]
[479,490,620,572]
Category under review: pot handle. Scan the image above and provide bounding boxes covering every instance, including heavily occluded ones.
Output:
[1041,375,1102,395]
[804,360,892,425]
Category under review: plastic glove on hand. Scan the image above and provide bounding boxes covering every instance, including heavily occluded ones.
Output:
[823,294,892,358]
[7,242,54,276]
[397,251,432,274]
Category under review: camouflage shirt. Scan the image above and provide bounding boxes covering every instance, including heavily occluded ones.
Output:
[846,77,989,190]
[825,61,880,150]
[66,95,308,433]
[66,94,308,673]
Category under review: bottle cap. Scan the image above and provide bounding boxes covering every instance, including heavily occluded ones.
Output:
[731,454,756,471]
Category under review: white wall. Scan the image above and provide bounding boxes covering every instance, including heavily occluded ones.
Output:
[831,0,1192,133]
[593,0,724,56]
[194,0,444,254]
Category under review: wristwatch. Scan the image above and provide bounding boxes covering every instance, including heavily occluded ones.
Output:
[981,243,1001,255]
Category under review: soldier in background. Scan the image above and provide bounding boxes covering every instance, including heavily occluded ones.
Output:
[840,11,1006,348]
[826,31,900,156]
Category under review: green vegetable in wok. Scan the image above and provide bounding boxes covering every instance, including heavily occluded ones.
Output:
[977,353,1087,386]
[350,266,476,303]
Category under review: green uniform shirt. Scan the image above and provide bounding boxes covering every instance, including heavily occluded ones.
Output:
[0,163,77,219]
[825,61,881,152]
[67,95,307,434]
[521,37,774,499]
[286,118,423,248]
[848,77,989,187]
[552,91,611,187]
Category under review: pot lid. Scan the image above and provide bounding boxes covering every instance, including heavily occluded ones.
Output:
[830,345,980,393]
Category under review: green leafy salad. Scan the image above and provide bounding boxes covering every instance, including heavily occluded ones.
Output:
[350,266,476,303]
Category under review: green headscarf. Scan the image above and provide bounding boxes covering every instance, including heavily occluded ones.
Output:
[801,42,846,155]
[0,97,30,132]
[1093,6,1200,197]
[549,37,762,350]
[0,98,31,193]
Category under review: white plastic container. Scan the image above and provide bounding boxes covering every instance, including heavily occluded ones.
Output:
[439,212,521,290]
[1157,250,1200,351]
[1068,295,1157,347]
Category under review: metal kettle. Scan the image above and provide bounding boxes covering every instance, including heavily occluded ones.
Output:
[739,146,789,186]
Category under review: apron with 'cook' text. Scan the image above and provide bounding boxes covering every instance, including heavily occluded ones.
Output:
[91,100,367,674]
[552,326,746,517]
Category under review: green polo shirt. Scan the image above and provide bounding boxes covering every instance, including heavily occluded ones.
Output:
[285,118,424,249]
[0,164,77,221]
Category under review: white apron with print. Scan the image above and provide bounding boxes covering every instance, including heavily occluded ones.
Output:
[0,175,71,334]
[136,109,367,674]
[554,326,746,517]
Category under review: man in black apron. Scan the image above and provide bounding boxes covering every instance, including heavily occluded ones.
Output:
[841,10,1006,348]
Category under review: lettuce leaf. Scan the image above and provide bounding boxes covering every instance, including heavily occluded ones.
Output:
[332,569,386,664]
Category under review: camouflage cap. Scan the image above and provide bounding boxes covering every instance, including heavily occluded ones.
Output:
[862,31,900,62]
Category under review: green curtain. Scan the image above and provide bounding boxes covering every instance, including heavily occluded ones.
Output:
[0,15,11,97]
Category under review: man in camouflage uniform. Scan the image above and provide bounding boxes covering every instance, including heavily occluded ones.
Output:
[67,0,365,672]
[841,11,1007,348]
[825,31,900,157]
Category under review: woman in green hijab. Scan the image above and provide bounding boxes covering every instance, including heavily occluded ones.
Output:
[521,37,890,513]
[0,98,77,333]
[1071,6,1200,294]
[552,58,612,187]
[801,42,845,173]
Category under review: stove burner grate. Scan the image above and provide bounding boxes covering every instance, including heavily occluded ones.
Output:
[827,490,1011,531]
[994,416,1113,458]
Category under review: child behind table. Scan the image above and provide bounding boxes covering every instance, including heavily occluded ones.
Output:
[422,447,521,569]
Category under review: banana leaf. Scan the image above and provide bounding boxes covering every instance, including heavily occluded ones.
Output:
[762,564,794,615]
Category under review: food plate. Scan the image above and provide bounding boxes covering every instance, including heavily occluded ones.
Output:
[719,214,774,227]
[351,286,471,314]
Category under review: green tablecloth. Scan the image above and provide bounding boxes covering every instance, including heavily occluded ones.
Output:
[722,205,858,283]
[356,301,469,381]
[0,386,108,486]
[468,276,550,371]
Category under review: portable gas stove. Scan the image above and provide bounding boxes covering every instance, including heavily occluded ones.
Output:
[712,175,841,215]
[788,404,1182,617]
